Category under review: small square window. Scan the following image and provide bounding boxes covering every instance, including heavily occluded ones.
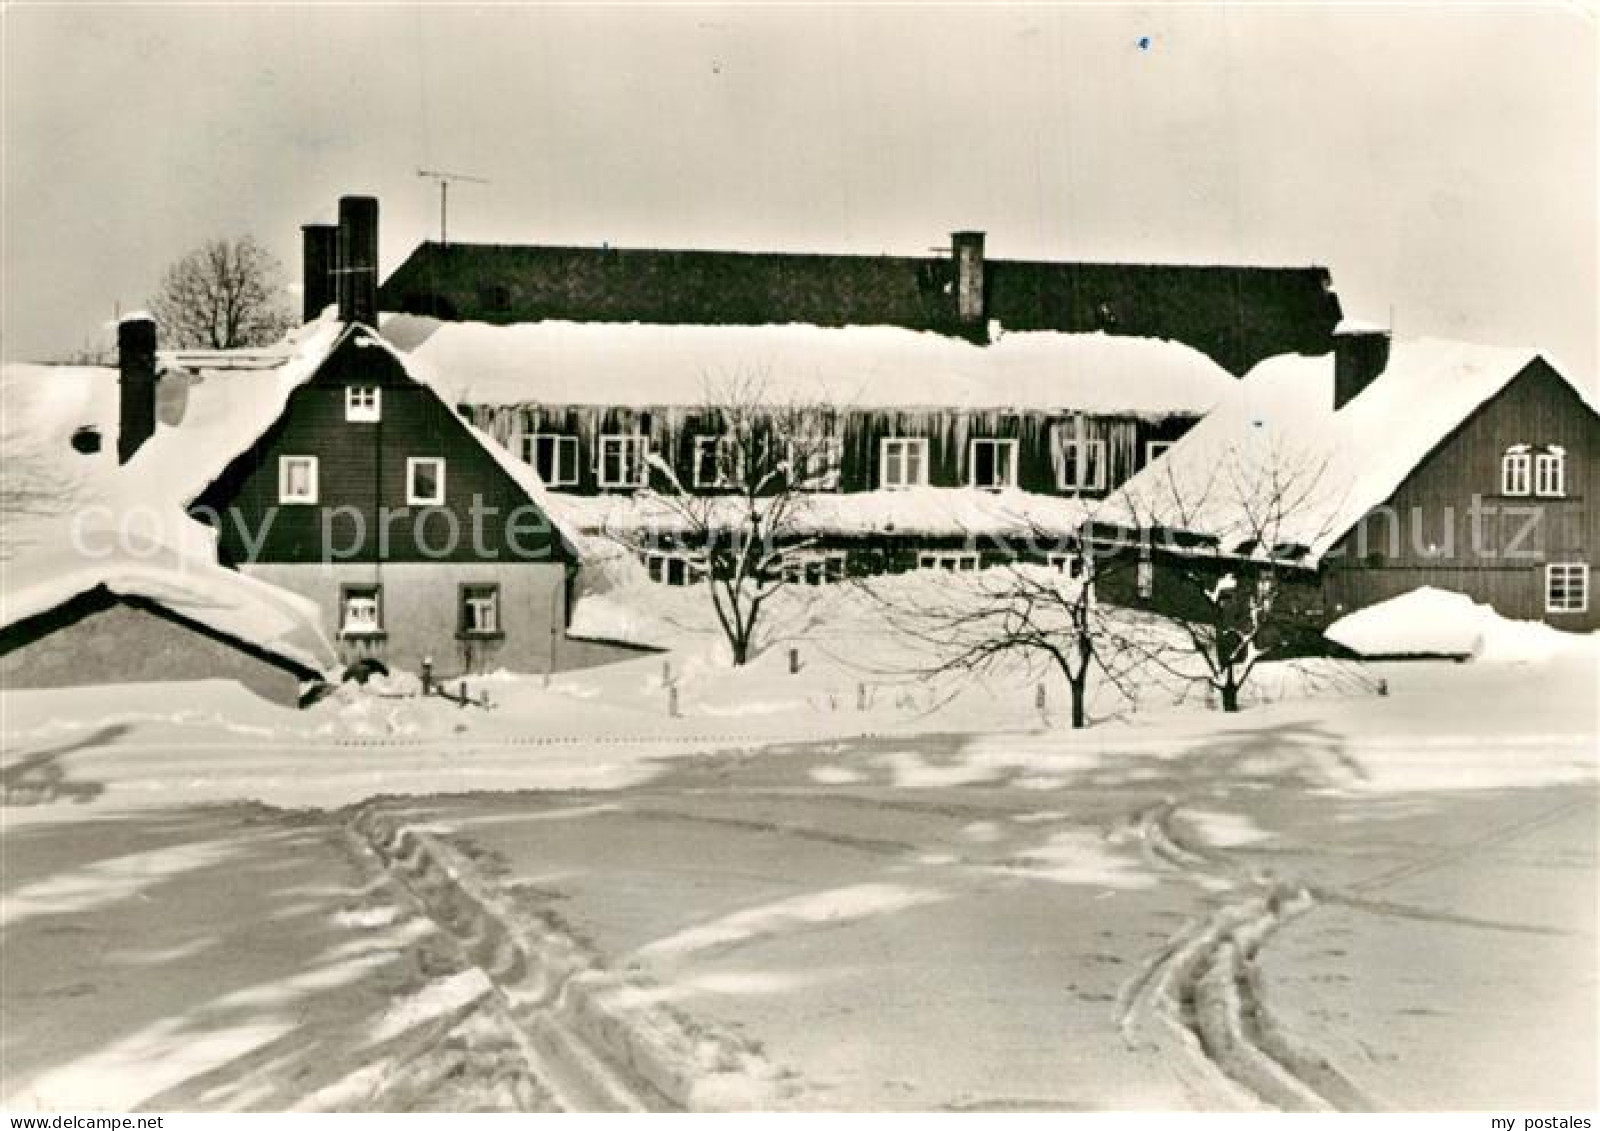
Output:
[407,457,446,506]
[279,456,318,504]
[522,434,579,487]
[341,585,382,636]
[346,386,381,422]
[1545,563,1588,614]
[460,584,502,637]
[643,551,704,586]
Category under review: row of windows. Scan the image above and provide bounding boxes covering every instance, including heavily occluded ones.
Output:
[1500,446,1567,497]
[523,433,1176,493]
[340,583,502,637]
[278,455,446,506]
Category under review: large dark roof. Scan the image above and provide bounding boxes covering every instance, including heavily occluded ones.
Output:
[378,240,1343,376]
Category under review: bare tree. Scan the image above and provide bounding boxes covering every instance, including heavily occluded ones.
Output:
[1113,440,1339,712]
[605,374,844,666]
[149,236,294,349]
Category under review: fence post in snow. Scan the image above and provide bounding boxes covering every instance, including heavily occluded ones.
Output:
[789,647,800,674]
[662,659,673,686]
[668,685,680,718]
[1036,683,1046,712]
[856,682,867,711]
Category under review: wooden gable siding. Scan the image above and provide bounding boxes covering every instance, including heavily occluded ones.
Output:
[1323,359,1599,626]
[1327,360,1597,568]
[466,402,1197,497]
[193,333,569,565]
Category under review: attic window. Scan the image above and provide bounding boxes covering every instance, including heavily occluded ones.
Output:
[407,457,446,506]
[346,385,381,423]
[279,456,318,504]
[1055,436,1107,493]
[598,435,650,489]
[880,438,929,490]
[523,434,579,487]
[1144,440,1174,466]
[788,436,843,491]
[1535,449,1566,497]
[1501,448,1532,496]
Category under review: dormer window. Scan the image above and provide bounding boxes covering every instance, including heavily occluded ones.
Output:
[346,386,381,423]
[968,438,1018,490]
[1500,447,1531,496]
[1535,447,1566,497]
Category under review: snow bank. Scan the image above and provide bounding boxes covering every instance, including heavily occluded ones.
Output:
[382,315,1237,416]
[1325,586,1572,662]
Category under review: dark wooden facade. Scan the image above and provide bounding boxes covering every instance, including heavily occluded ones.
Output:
[1323,358,1598,629]
[193,330,572,566]
[467,402,1199,500]
[379,241,1342,376]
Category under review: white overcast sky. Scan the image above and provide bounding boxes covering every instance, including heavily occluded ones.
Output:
[2,3,1595,385]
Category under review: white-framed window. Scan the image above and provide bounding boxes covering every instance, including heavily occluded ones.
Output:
[1144,440,1174,466]
[1545,563,1588,614]
[692,434,743,489]
[278,455,318,504]
[1056,436,1108,492]
[968,438,1019,490]
[918,551,979,572]
[341,585,382,636]
[788,436,843,491]
[780,550,847,586]
[406,456,446,505]
[1501,447,1532,496]
[460,584,501,636]
[345,386,381,423]
[1535,448,1566,497]
[598,435,650,489]
[643,550,704,587]
[521,434,579,487]
[880,438,929,490]
[1136,556,1154,599]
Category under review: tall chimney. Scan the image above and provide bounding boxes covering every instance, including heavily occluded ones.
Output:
[951,230,986,329]
[301,222,338,322]
[1333,324,1392,410]
[337,195,379,325]
[117,314,158,464]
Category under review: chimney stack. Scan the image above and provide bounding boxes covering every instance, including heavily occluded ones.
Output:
[337,195,379,325]
[951,231,986,331]
[1333,323,1392,411]
[301,222,338,322]
[117,314,158,464]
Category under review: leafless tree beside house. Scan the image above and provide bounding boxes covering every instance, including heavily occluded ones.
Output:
[605,374,847,667]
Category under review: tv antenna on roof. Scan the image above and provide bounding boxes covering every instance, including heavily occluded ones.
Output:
[417,168,488,248]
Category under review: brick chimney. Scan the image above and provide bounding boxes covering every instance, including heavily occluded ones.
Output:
[117,314,157,464]
[300,221,338,321]
[337,195,379,325]
[1333,323,1392,411]
[951,230,986,329]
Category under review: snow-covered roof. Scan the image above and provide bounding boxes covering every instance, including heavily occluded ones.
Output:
[547,488,1095,541]
[1107,338,1597,561]
[2,524,337,675]
[380,315,1237,416]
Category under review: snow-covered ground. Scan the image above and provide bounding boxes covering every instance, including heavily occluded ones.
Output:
[2,581,1595,1110]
